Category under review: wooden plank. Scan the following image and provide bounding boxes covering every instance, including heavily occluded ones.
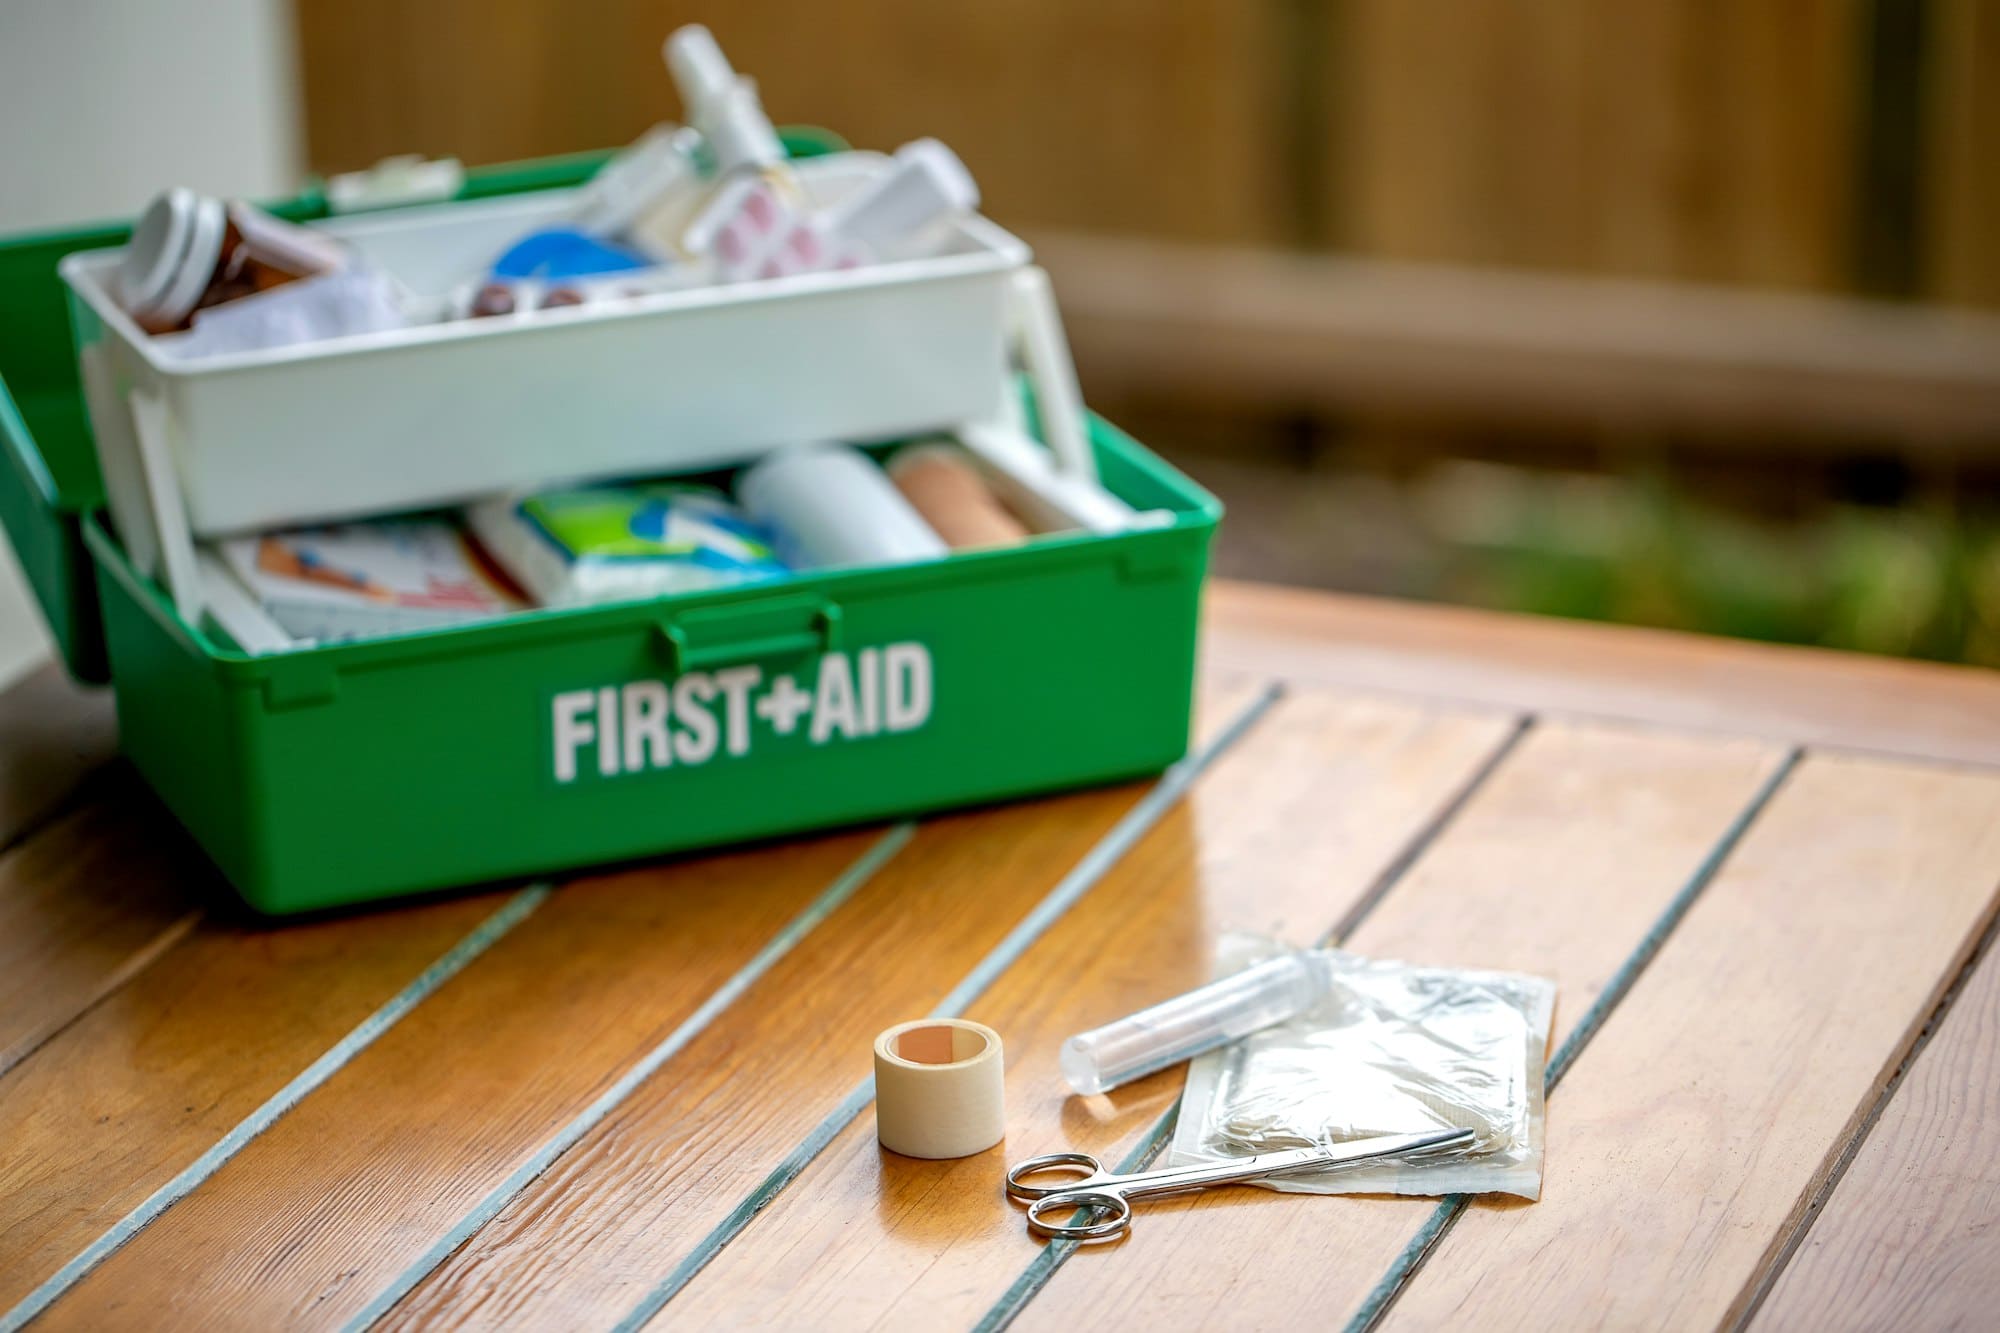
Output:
[295,0,1289,244]
[0,782,205,1080]
[1331,0,1585,271]
[374,782,1158,1327]
[0,889,506,1310]
[663,689,1519,1328]
[1381,752,2000,1330]
[1202,580,2000,766]
[1329,0,1855,289]
[1925,0,2000,307]
[30,828,893,1330]
[1035,232,2000,445]
[1014,721,1786,1329]
[3,678,1246,1324]
[0,662,116,851]
[1748,925,2000,1329]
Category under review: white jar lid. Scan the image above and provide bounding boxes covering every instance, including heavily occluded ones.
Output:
[116,187,226,328]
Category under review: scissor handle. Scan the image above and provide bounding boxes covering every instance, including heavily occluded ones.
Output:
[1026,1190,1131,1241]
[1005,1152,1108,1201]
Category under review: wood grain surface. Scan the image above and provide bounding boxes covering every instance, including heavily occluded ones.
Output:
[1927,0,2000,306]
[1331,0,1857,289]
[0,662,115,851]
[1016,721,1787,1330]
[13,679,1255,1328]
[1204,579,2000,766]
[0,890,506,1309]
[295,0,1290,245]
[0,783,207,1080]
[1016,720,1784,1320]
[664,690,1519,1328]
[376,783,1153,1328]
[1037,231,2000,446]
[3,584,1998,1331]
[34,830,891,1330]
[1381,751,2000,1331]
[1749,928,2000,1330]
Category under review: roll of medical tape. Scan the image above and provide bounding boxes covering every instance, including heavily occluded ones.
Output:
[872,1018,1006,1159]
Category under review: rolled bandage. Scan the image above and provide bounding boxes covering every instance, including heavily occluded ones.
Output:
[873,1018,1006,1159]
[738,442,947,570]
[887,444,1030,550]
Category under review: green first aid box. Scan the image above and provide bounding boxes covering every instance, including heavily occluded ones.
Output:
[0,138,1218,916]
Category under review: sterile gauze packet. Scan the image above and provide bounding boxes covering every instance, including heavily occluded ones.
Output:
[1169,936,1556,1199]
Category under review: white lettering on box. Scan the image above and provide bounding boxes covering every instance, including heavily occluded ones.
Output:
[810,653,859,744]
[550,642,935,783]
[673,674,719,764]
[857,646,881,735]
[714,666,761,757]
[622,679,672,772]
[885,642,932,732]
[553,690,596,784]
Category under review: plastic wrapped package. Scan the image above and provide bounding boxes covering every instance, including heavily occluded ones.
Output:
[467,481,787,607]
[1169,936,1556,1199]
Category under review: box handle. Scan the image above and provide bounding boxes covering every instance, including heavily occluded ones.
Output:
[1007,266,1096,484]
[657,595,843,673]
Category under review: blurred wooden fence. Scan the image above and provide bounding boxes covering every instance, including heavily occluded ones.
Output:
[295,0,2000,439]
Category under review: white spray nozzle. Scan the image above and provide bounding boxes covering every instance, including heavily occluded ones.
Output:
[663,24,784,174]
[665,25,734,111]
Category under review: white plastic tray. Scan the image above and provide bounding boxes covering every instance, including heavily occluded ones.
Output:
[62,153,1030,538]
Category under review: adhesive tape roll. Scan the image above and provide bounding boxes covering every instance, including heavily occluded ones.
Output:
[873,1018,1006,1160]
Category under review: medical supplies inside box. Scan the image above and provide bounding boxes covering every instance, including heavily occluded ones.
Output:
[196,437,1089,650]
[61,37,1036,546]
[60,20,1162,654]
[100,28,980,365]
[217,518,526,642]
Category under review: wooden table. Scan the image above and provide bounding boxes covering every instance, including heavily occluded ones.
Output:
[4,580,1998,1331]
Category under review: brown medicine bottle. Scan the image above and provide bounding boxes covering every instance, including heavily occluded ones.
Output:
[115,188,346,335]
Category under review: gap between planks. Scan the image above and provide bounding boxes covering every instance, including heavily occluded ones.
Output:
[593,683,1288,1333]
[971,721,1797,1332]
[0,885,554,1333]
[11,680,1280,1320]
[0,781,216,1085]
[1339,748,1803,1333]
[974,716,1539,1332]
[332,822,921,1331]
[364,681,1285,1330]
[1365,749,2000,1330]
[649,695,1536,1330]
[1728,889,2000,1331]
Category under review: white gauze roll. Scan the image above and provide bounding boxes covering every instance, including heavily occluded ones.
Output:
[738,442,947,570]
[873,1018,1006,1159]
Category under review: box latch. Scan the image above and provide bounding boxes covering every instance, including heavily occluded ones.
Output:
[656,595,843,673]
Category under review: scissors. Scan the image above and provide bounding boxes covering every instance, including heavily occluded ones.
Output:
[1005,1126,1475,1240]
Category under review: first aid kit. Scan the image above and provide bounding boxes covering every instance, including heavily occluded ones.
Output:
[0,109,1217,914]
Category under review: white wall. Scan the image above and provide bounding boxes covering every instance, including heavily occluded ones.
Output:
[0,0,304,688]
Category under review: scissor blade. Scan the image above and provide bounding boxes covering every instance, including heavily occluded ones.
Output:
[1311,1126,1476,1169]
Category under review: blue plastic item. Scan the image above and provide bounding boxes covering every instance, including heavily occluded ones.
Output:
[490,227,653,280]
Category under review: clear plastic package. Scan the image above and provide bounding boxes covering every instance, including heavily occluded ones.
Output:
[1169,936,1556,1199]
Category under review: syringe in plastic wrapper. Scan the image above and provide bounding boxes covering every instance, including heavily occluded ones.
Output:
[1060,951,1334,1095]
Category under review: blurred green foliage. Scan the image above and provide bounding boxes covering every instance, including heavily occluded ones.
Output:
[1423,465,1999,667]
